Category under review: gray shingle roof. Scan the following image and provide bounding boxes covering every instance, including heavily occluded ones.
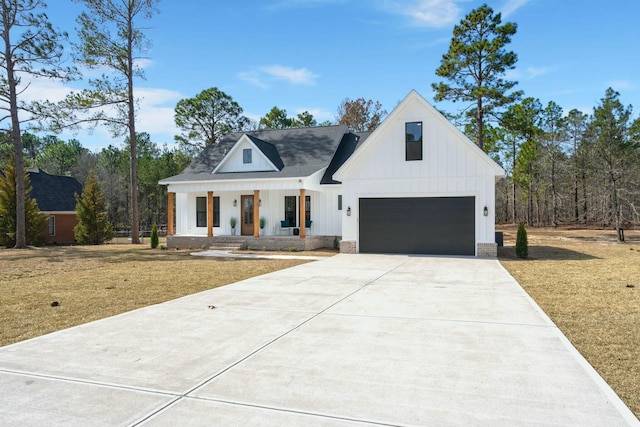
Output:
[29,169,82,212]
[320,131,369,184]
[161,125,353,183]
[246,135,284,170]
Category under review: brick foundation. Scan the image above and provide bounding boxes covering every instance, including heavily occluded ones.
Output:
[167,235,338,251]
[340,240,356,254]
[477,242,498,257]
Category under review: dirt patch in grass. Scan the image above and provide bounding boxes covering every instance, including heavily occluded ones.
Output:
[0,245,312,347]
[498,225,640,418]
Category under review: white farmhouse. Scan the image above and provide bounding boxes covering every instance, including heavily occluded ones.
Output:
[159,90,504,256]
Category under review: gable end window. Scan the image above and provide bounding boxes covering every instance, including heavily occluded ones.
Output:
[405,122,423,161]
[243,148,252,164]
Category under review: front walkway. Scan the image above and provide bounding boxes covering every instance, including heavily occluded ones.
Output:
[0,255,637,426]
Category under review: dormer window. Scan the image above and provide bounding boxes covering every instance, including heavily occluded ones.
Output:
[243,148,252,164]
[405,122,423,161]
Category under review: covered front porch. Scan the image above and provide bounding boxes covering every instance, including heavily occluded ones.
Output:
[167,187,317,238]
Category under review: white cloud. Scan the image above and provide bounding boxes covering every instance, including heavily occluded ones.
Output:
[15,76,182,150]
[262,65,318,85]
[607,80,636,91]
[382,0,531,28]
[500,0,531,18]
[525,66,550,79]
[238,71,269,89]
[383,0,465,28]
[266,0,345,10]
[239,65,319,87]
[19,77,72,104]
[134,58,154,70]
[505,65,551,81]
[136,87,182,137]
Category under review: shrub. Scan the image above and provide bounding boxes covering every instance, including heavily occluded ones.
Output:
[74,170,114,245]
[150,223,159,249]
[0,156,47,247]
[515,222,528,258]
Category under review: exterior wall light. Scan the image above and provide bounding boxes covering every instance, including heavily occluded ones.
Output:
[347,206,351,216]
[233,199,237,207]
[483,206,488,217]
[259,199,262,207]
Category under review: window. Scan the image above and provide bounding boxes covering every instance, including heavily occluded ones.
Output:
[284,196,296,227]
[213,197,220,227]
[48,216,55,236]
[196,197,206,227]
[338,195,342,211]
[243,148,252,164]
[305,195,311,222]
[405,122,423,161]
[196,196,220,227]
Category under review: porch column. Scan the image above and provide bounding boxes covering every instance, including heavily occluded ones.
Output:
[167,192,174,236]
[207,191,214,237]
[253,189,260,238]
[299,188,306,239]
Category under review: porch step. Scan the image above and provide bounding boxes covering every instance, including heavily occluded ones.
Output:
[209,244,244,251]
[209,236,246,251]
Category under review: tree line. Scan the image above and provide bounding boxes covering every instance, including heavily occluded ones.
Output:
[2,1,638,247]
[430,4,640,240]
[494,91,640,235]
[0,131,190,234]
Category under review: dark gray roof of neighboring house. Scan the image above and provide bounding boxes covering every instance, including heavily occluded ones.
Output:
[162,125,358,183]
[29,168,83,212]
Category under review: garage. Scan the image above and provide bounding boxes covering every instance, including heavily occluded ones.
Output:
[359,197,476,255]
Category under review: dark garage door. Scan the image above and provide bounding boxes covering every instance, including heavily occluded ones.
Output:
[359,197,475,255]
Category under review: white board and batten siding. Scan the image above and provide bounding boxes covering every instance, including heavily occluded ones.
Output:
[171,183,343,237]
[216,136,278,174]
[335,90,505,251]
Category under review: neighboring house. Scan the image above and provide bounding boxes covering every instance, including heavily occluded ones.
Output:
[29,168,83,244]
[160,90,505,256]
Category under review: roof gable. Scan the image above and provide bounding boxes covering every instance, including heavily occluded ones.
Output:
[334,90,505,182]
[160,125,350,183]
[213,134,282,173]
[248,135,285,170]
[28,168,83,212]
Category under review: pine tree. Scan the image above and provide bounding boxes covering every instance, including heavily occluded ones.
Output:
[150,222,159,249]
[74,170,114,245]
[432,4,521,152]
[0,157,47,247]
[515,222,528,258]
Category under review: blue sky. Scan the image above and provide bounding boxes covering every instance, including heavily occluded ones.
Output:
[31,0,640,152]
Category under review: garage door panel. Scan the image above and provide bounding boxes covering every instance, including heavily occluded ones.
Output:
[359,197,475,255]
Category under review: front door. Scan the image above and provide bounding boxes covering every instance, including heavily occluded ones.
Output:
[241,195,254,236]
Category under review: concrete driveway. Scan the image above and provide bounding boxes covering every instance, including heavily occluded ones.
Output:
[0,254,637,426]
